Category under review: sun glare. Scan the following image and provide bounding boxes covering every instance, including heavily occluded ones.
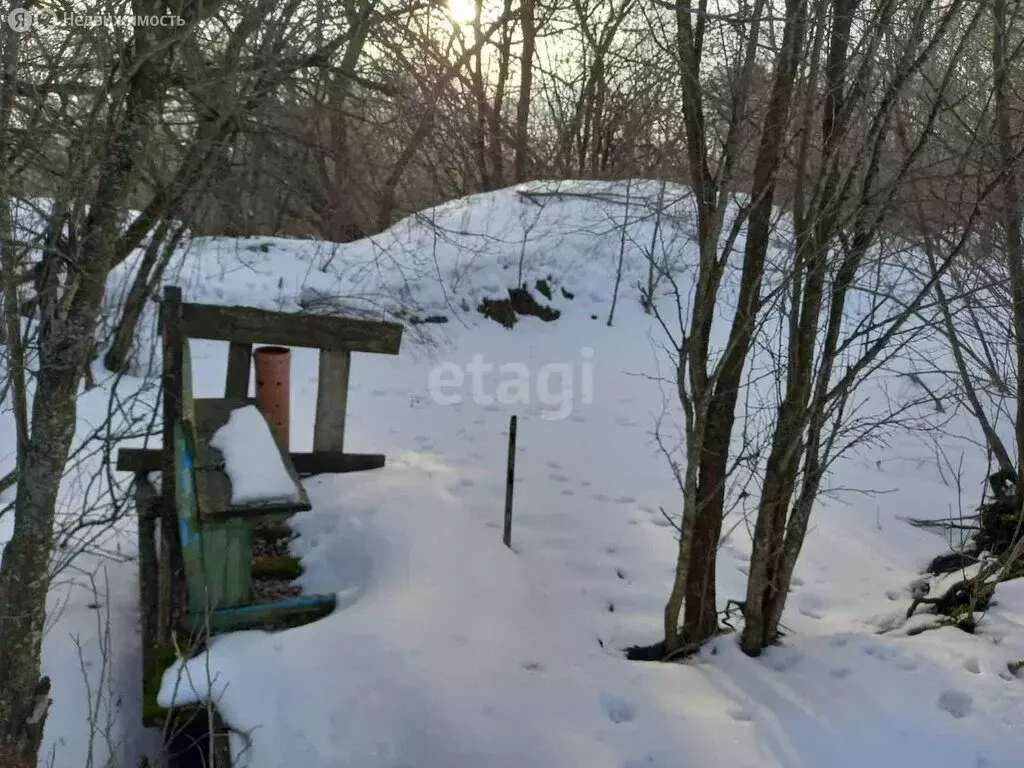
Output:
[448,0,477,25]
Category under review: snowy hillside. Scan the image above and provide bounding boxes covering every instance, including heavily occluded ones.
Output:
[3,180,1024,768]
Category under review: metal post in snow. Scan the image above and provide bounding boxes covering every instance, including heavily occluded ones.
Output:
[504,415,517,548]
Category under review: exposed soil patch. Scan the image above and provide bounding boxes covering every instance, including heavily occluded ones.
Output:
[479,285,561,328]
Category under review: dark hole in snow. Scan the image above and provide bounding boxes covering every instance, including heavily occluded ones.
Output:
[624,641,666,661]
[165,710,214,768]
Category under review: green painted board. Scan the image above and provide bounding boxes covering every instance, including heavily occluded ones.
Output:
[176,421,252,615]
[174,421,207,615]
[185,593,337,634]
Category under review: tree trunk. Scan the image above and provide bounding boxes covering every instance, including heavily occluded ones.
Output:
[104,221,183,374]
[0,8,170,757]
[685,0,809,651]
[513,0,536,182]
[992,0,1024,483]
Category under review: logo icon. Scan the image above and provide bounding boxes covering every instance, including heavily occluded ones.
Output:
[7,7,34,31]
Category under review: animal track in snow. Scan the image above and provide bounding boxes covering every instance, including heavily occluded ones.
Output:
[545,461,562,470]
[550,473,570,483]
[938,689,973,718]
[561,489,575,496]
[614,495,637,504]
[829,666,852,679]
[963,657,981,675]
[600,693,636,724]
[592,494,611,503]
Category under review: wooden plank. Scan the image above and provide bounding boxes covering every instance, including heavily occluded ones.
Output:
[181,338,195,426]
[135,472,159,684]
[181,302,403,354]
[313,349,350,454]
[192,398,311,520]
[174,421,207,617]
[186,593,336,634]
[160,286,185,646]
[200,518,253,608]
[225,342,252,397]
[117,448,387,475]
[292,451,385,475]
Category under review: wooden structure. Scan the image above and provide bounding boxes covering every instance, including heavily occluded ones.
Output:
[117,286,402,726]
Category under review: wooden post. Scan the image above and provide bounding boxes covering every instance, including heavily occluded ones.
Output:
[225,342,252,397]
[504,415,517,548]
[135,472,159,683]
[159,286,183,647]
[313,349,351,453]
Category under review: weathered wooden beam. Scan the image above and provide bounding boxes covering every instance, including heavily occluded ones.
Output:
[117,447,387,475]
[135,472,159,685]
[191,398,311,520]
[292,451,385,475]
[224,342,252,397]
[251,555,303,581]
[159,286,185,648]
[180,302,403,354]
[185,593,337,634]
[313,349,350,454]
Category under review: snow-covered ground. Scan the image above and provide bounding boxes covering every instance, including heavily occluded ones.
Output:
[3,180,1024,767]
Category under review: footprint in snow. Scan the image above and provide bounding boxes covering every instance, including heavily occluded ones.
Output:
[614,495,637,504]
[963,657,982,675]
[521,661,544,672]
[581,480,593,487]
[600,693,636,724]
[829,666,852,679]
[728,706,755,722]
[545,461,563,470]
[457,478,475,487]
[938,689,973,718]
[592,494,611,503]
[763,647,803,672]
[561,489,575,496]
[650,517,672,528]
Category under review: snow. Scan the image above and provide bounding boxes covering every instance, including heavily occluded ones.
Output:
[208,405,301,505]
[2,180,1024,767]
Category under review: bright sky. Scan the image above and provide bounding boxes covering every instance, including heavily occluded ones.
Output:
[448,0,476,25]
